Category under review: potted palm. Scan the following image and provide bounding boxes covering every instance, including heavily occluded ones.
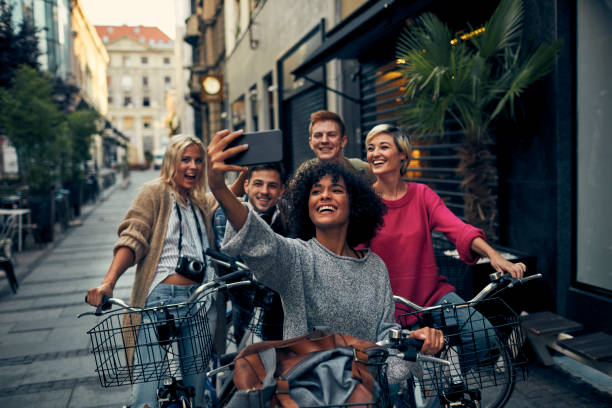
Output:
[396,0,561,240]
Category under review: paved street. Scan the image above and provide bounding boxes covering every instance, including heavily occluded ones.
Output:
[0,168,611,407]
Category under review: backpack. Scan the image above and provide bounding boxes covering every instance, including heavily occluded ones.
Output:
[225,330,388,407]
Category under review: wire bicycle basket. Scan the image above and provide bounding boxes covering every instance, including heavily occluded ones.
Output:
[87,298,213,388]
[398,298,528,399]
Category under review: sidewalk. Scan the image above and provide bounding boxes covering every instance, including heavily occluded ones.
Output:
[0,168,610,407]
[0,169,153,408]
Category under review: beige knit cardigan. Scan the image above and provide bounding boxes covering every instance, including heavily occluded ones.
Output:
[114,179,219,365]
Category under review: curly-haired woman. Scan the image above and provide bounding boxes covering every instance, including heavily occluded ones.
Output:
[206,129,444,353]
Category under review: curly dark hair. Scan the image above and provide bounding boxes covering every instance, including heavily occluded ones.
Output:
[287,161,386,248]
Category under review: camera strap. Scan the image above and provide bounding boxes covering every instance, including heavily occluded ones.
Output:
[174,199,205,259]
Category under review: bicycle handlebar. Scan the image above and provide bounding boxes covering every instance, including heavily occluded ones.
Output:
[80,249,252,318]
[394,272,543,312]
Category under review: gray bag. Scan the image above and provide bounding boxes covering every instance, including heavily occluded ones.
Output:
[226,330,387,407]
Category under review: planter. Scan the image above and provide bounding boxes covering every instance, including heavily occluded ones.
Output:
[25,190,55,243]
[64,180,83,217]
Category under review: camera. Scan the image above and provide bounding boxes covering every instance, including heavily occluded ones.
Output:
[175,256,205,283]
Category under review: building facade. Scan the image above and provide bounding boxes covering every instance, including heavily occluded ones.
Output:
[9,0,72,79]
[182,0,227,144]
[171,0,196,138]
[97,25,175,166]
[71,0,126,170]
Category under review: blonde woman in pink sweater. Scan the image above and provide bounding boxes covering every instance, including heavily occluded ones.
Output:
[364,124,526,329]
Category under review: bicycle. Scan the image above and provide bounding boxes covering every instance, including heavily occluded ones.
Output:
[202,250,450,408]
[394,271,542,408]
[78,248,252,408]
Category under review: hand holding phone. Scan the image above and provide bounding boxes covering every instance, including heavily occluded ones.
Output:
[224,129,283,166]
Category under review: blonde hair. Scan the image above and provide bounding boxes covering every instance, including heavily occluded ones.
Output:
[159,134,207,203]
[365,124,412,176]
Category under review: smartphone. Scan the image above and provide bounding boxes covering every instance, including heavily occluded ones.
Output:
[225,129,283,166]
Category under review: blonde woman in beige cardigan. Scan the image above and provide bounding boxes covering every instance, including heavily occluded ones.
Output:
[86,134,240,408]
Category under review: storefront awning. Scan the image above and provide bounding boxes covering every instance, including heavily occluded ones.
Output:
[292,0,431,78]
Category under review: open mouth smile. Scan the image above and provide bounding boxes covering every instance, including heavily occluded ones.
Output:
[317,205,337,214]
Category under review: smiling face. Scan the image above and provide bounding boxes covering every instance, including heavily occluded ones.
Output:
[308,174,350,231]
[366,133,407,176]
[309,120,348,161]
[174,144,204,198]
[244,169,285,213]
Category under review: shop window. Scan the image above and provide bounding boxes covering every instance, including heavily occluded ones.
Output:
[576,0,612,292]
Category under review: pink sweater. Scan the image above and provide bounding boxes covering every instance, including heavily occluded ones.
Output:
[365,182,485,322]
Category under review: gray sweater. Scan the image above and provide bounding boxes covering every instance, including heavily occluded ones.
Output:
[222,209,397,343]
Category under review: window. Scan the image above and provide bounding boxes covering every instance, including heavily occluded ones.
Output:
[143,116,153,129]
[122,56,130,67]
[143,96,150,107]
[121,75,133,92]
[123,116,134,129]
[106,75,111,86]
[123,96,132,107]
[249,84,258,131]
[231,96,246,130]
[108,96,113,105]
[141,56,148,65]
[164,76,171,85]
[264,72,275,128]
[163,57,171,65]
[576,0,612,292]
[142,76,149,87]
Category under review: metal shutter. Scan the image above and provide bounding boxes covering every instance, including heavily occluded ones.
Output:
[282,87,326,173]
[359,60,485,220]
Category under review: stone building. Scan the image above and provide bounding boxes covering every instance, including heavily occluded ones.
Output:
[96,25,175,166]
[71,0,128,169]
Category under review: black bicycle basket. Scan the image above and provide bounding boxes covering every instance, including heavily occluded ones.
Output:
[86,299,213,387]
[398,298,528,399]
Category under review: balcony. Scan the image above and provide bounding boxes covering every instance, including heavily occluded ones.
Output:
[184,14,202,46]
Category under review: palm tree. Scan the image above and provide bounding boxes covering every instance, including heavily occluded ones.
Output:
[396,0,561,240]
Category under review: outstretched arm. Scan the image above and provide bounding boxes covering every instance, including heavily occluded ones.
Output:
[207,129,249,231]
[471,237,526,279]
[86,247,134,306]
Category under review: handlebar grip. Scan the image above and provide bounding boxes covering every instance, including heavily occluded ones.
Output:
[219,351,239,366]
[205,248,237,265]
[218,269,251,283]
[401,337,425,361]
[85,295,112,315]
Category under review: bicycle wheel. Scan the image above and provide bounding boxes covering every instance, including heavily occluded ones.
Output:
[409,343,514,408]
[477,345,515,408]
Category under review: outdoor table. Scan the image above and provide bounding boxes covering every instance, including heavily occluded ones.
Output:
[0,208,32,252]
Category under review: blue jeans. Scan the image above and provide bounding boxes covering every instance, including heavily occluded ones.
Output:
[130,283,216,408]
[433,292,499,370]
